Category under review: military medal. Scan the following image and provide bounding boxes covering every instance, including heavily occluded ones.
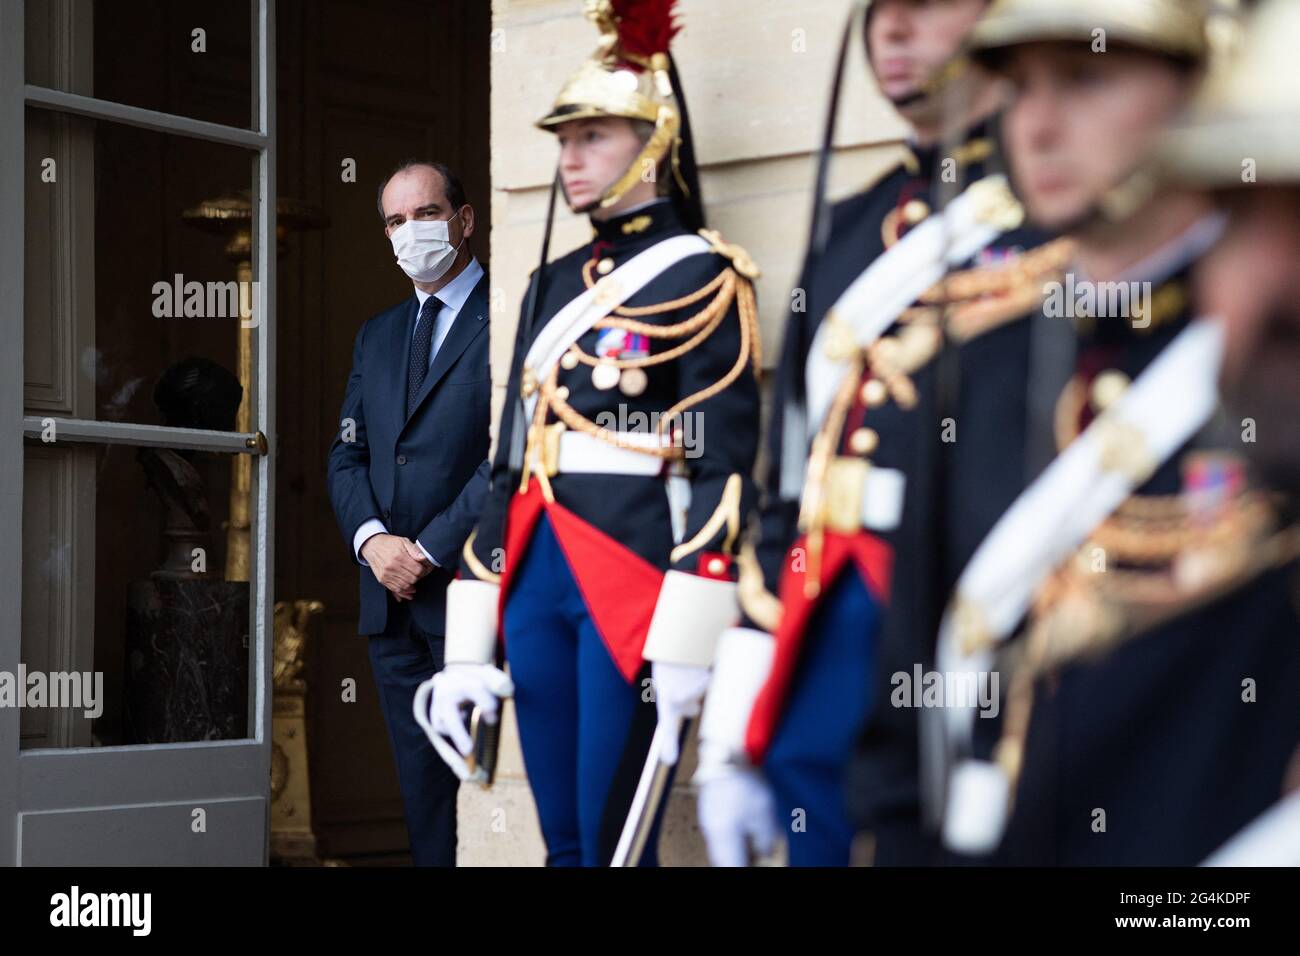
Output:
[619,367,648,396]
[591,327,650,394]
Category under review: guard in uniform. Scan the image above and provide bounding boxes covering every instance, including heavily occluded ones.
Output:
[1165,0,1300,501]
[415,0,763,867]
[932,0,1300,865]
[694,0,1067,867]
[1153,0,1300,865]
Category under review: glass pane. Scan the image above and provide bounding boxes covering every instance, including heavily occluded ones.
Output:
[20,6,273,754]
[24,107,287,429]
[20,438,253,749]
[26,0,254,131]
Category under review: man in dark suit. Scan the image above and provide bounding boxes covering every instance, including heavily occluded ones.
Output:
[327,160,491,866]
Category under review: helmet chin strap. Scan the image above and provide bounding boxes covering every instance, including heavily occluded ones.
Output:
[1044,164,1162,238]
[889,88,931,110]
[561,173,645,218]
[562,179,600,216]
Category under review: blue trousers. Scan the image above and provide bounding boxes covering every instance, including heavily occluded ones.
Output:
[504,515,665,866]
[367,600,459,866]
[763,570,879,866]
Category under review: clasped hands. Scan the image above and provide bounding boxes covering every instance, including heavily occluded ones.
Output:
[361,533,433,601]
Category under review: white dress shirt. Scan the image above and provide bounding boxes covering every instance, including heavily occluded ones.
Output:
[354,256,484,567]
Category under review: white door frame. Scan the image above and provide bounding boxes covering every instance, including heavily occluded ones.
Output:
[0,0,277,865]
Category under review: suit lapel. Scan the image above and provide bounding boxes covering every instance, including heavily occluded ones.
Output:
[402,271,490,429]
[389,295,419,427]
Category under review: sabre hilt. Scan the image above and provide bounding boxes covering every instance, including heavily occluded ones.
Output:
[459,701,502,789]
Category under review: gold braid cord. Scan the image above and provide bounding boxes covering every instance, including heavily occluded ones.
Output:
[796,355,865,600]
[670,472,743,565]
[738,537,783,633]
[918,237,1076,342]
[794,239,1076,603]
[858,239,1077,409]
[990,514,1300,804]
[461,530,502,585]
[542,256,762,446]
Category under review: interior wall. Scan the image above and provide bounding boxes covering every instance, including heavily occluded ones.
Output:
[282,0,491,859]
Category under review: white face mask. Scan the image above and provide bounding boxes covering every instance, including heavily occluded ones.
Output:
[389,210,465,283]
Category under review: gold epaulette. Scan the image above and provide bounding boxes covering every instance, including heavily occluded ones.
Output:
[882,136,993,186]
[698,228,760,281]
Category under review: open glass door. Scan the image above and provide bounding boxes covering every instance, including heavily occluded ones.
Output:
[0,0,277,865]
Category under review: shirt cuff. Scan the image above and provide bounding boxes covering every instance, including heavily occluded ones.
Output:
[415,539,440,568]
[353,518,388,566]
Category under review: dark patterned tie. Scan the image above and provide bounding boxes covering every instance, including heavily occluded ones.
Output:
[406,295,440,417]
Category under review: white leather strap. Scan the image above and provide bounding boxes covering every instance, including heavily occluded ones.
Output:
[861,465,906,532]
[805,175,1018,436]
[522,233,711,419]
[934,318,1226,850]
[1203,790,1300,866]
[667,474,692,545]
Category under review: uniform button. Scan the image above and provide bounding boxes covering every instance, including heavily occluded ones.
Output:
[848,427,879,456]
[706,557,727,577]
[1090,369,1130,412]
[383,510,390,520]
[860,379,888,407]
[591,362,620,390]
[396,454,407,465]
[596,257,615,275]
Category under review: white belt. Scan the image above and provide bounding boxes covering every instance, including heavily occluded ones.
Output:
[817,458,907,535]
[860,466,906,532]
[550,431,692,544]
[556,430,672,477]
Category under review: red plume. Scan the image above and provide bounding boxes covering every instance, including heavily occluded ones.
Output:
[610,0,680,61]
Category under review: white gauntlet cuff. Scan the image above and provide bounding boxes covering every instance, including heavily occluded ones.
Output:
[445,579,500,665]
[642,570,739,668]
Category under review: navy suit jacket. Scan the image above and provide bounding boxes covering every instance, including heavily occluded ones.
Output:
[327,270,492,636]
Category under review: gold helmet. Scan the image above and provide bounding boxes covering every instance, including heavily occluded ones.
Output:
[537,0,692,214]
[966,0,1211,64]
[965,0,1227,224]
[1161,0,1300,187]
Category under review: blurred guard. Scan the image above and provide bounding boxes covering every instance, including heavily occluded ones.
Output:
[1163,0,1300,864]
[933,0,1300,865]
[694,0,1068,866]
[415,0,763,866]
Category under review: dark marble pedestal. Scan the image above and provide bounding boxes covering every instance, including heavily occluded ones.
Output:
[124,579,250,743]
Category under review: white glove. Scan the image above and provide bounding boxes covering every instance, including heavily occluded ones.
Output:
[696,760,778,867]
[413,662,514,781]
[650,660,712,766]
